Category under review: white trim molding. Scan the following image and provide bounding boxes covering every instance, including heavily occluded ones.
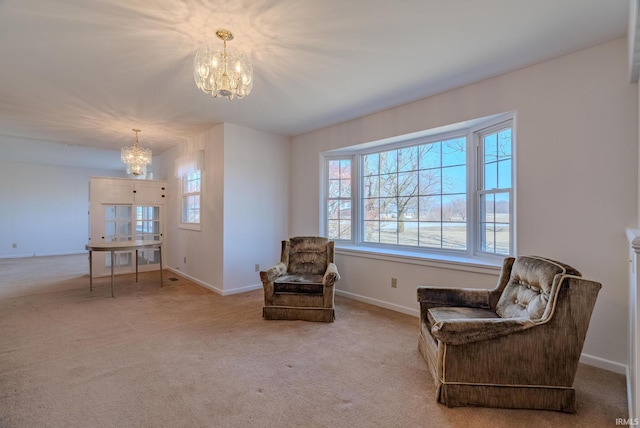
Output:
[335,289,419,317]
[166,267,262,296]
[627,228,640,419]
[630,0,640,82]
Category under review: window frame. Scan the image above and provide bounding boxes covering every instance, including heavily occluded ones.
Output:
[179,169,202,231]
[324,156,356,243]
[321,113,515,264]
[474,121,515,257]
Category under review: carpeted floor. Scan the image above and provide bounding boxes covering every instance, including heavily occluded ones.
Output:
[0,255,629,427]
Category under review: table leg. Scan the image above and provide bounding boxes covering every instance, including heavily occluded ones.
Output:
[159,246,163,287]
[110,251,115,298]
[89,250,93,292]
[135,249,139,282]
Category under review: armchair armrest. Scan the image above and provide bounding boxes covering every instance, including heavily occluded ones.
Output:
[260,262,287,283]
[417,287,491,309]
[323,262,340,287]
[431,317,535,345]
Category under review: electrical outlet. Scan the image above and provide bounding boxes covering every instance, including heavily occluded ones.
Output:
[391,277,398,288]
[12,243,17,249]
[255,264,260,272]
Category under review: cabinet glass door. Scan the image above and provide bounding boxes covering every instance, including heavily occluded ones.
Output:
[104,205,132,268]
[135,205,161,266]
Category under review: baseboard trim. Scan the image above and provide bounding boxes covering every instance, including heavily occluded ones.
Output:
[221,283,263,296]
[579,353,627,375]
[166,268,223,295]
[0,251,86,259]
[335,289,419,317]
[627,365,635,420]
[165,268,262,296]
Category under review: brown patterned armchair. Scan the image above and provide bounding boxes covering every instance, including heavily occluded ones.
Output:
[260,236,339,322]
[417,255,601,412]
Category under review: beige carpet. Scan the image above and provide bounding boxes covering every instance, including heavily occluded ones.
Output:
[0,255,628,427]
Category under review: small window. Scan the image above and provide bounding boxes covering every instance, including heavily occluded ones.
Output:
[182,170,201,225]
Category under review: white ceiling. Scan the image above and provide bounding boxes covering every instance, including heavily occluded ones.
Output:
[0,0,630,156]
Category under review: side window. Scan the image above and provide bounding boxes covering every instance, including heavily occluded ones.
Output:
[477,124,513,255]
[182,170,201,225]
[326,158,352,241]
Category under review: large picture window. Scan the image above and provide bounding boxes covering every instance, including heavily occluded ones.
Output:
[323,114,514,260]
[362,137,467,250]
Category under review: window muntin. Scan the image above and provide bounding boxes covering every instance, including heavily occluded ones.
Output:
[182,170,201,224]
[327,159,352,240]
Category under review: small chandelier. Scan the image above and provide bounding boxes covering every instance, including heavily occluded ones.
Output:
[194,29,253,100]
[121,129,152,176]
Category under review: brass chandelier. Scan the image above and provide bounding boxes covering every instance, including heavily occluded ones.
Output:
[193,29,253,100]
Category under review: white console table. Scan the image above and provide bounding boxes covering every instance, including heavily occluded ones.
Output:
[86,240,163,298]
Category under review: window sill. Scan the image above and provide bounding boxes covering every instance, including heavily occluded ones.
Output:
[178,223,201,232]
[335,244,503,275]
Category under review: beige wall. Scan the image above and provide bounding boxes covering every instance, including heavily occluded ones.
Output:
[155,125,225,290]
[156,123,290,295]
[222,123,291,292]
[290,38,638,370]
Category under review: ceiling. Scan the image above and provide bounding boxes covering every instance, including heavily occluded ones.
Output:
[0,0,631,156]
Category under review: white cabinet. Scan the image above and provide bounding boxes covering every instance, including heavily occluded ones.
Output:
[92,179,167,204]
[89,177,167,277]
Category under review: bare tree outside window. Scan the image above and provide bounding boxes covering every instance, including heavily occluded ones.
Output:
[363,137,467,249]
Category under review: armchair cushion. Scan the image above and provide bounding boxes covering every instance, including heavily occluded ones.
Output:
[287,237,329,275]
[428,306,535,345]
[427,307,499,326]
[496,256,570,320]
[417,287,491,309]
[274,274,324,294]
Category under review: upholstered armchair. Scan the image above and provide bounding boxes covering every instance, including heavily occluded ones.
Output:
[260,236,339,322]
[417,255,601,413]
